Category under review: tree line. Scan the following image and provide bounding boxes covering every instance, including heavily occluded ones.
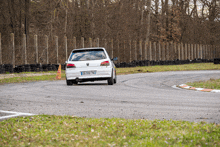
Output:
[0,0,219,53]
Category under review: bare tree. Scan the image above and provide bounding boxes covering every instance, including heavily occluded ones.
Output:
[146,0,151,42]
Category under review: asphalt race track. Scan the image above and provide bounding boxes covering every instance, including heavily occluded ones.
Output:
[1,70,220,123]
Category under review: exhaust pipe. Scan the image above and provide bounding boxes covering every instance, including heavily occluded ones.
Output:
[75,78,79,82]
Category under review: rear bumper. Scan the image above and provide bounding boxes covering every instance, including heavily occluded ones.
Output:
[66,68,112,81]
[75,77,110,82]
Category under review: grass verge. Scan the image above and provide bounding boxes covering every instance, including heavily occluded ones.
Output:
[0,115,219,146]
[116,63,220,75]
[0,72,66,84]
[186,78,220,90]
[0,63,220,84]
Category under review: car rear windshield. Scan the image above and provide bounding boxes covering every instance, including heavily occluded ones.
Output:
[69,49,107,61]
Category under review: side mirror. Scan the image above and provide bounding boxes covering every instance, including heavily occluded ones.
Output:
[65,61,68,64]
[112,57,118,61]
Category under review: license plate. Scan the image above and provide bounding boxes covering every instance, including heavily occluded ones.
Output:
[81,71,96,75]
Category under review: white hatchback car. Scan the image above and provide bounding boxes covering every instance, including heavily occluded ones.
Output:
[65,47,117,85]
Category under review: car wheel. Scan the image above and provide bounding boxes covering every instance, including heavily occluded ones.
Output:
[66,78,73,86]
[114,70,117,84]
[108,70,114,85]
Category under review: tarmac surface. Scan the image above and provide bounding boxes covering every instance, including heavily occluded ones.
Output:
[0,70,220,123]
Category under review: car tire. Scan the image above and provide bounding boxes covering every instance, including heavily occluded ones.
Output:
[114,70,117,84]
[108,70,114,85]
[66,78,73,86]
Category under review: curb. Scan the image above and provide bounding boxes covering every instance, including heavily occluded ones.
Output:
[177,84,220,93]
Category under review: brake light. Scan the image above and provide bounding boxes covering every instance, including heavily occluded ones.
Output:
[66,63,76,68]
[100,61,110,66]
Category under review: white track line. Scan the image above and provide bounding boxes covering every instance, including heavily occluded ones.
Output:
[0,110,35,120]
[171,85,182,90]
[211,90,220,93]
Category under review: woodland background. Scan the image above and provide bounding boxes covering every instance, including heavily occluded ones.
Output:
[0,0,220,64]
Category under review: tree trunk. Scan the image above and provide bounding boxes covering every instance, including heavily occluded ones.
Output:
[25,0,30,43]
[146,0,151,42]
[165,0,169,40]
[8,0,16,33]
[155,0,159,36]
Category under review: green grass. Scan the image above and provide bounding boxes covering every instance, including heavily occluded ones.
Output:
[0,71,65,84]
[186,78,220,90]
[116,63,220,75]
[0,63,220,85]
[0,115,219,146]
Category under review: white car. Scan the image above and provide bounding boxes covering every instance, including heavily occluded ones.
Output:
[65,47,117,85]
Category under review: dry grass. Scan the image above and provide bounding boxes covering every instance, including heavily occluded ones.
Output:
[116,63,220,75]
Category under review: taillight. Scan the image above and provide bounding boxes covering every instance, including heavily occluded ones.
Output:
[66,63,76,68]
[100,61,110,66]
